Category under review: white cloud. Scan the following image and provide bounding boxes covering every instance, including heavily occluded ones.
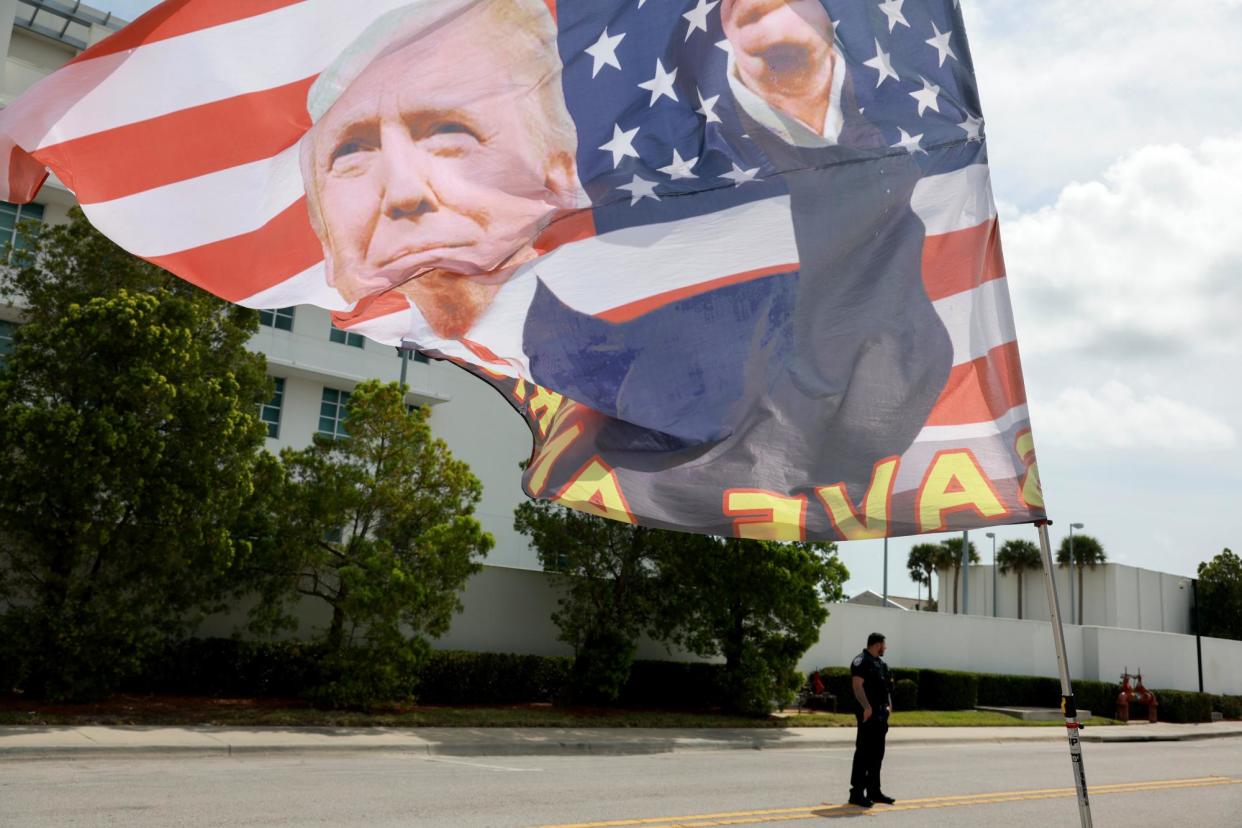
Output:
[969,0,1242,208]
[1031,380,1236,450]
[1002,135,1242,362]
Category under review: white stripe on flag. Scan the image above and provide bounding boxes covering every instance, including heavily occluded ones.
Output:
[538,195,798,317]
[81,144,304,256]
[236,261,351,311]
[933,277,1017,367]
[35,0,425,150]
[913,404,1030,443]
[911,164,996,236]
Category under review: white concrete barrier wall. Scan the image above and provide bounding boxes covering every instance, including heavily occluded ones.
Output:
[196,564,1242,695]
[440,567,1241,694]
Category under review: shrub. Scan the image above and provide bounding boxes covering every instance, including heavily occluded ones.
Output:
[415,651,571,705]
[976,673,1061,708]
[1071,680,1120,719]
[620,661,728,709]
[1153,689,1213,723]
[892,679,918,711]
[917,669,978,710]
[132,638,328,697]
[1212,693,1242,720]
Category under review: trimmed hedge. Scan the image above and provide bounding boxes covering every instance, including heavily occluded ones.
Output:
[619,661,728,709]
[1212,693,1242,720]
[415,651,570,705]
[917,669,977,710]
[892,679,918,711]
[1152,689,1213,723]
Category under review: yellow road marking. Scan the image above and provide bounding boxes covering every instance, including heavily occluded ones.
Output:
[536,776,1242,828]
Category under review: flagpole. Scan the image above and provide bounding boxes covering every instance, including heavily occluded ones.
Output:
[1035,519,1093,828]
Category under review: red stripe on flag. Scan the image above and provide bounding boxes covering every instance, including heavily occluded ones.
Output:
[922,218,1005,302]
[35,77,315,204]
[925,340,1027,427]
[533,209,595,256]
[332,292,411,329]
[6,145,49,204]
[69,0,304,65]
[147,197,322,303]
[596,262,797,324]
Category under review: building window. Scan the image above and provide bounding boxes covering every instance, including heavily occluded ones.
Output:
[399,348,430,365]
[259,377,285,439]
[319,387,351,439]
[0,319,17,370]
[0,201,45,257]
[329,323,365,348]
[258,307,295,331]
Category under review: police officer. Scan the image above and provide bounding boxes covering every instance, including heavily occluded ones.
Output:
[849,632,896,808]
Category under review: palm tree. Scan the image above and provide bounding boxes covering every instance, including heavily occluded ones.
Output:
[936,538,980,614]
[907,543,940,609]
[997,539,1042,619]
[1056,534,1107,623]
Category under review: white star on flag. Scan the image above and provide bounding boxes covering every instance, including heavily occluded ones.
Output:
[638,58,679,105]
[720,163,759,186]
[658,149,698,180]
[683,0,719,42]
[893,127,926,154]
[958,113,984,141]
[863,39,899,88]
[714,38,733,56]
[585,28,625,78]
[878,0,909,32]
[910,76,941,116]
[925,22,956,67]
[599,123,640,167]
[696,89,722,124]
[618,174,660,205]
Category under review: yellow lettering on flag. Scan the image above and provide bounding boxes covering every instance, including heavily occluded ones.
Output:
[527,385,564,438]
[557,456,634,523]
[723,489,806,542]
[917,450,1008,533]
[512,378,528,402]
[1015,428,1044,509]
[814,457,899,541]
[528,423,584,496]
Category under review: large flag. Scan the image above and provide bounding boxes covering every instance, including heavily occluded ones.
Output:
[0,0,1045,541]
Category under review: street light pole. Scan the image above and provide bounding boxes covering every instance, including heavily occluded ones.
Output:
[1193,578,1204,693]
[986,532,996,617]
[882,536,888,607]
[1068,522,1084,624]
[961,529,969,615]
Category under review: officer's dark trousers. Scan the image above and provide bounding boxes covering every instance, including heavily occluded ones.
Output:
[850,712,889,798]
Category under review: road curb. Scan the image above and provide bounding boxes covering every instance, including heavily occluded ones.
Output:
[3,727,1238,759]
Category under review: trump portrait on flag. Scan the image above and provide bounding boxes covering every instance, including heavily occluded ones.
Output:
[299,0,580,356]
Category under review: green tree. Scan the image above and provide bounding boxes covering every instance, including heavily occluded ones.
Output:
[936,537,979,614]
[261,380,492,707]
[1197,548,1242,641]
[0,210,271,700]
[654,536,849,716]
[996,539,1043,620]
[513,501,659,703]
[907,543,940,610]
[1056,533,1106,624]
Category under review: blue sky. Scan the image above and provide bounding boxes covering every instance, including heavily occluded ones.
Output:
[85,0,1242,600]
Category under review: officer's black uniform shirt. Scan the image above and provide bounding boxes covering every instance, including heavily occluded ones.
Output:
[850,649,892,713]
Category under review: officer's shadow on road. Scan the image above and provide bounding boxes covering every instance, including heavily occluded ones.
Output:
[809,804,874,819]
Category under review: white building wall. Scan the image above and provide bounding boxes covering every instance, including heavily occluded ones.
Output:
[936,561,1195,634]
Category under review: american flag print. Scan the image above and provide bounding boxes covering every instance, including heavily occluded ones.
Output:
[0,0,1046,541]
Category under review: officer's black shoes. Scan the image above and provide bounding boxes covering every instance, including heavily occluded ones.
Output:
[870,792,896,805]
[847,794,873,808]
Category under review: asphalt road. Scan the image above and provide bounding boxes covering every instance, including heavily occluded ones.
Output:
[2,738,1240,827]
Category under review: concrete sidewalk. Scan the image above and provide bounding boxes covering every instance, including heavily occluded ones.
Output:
[3,721,1240,758]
